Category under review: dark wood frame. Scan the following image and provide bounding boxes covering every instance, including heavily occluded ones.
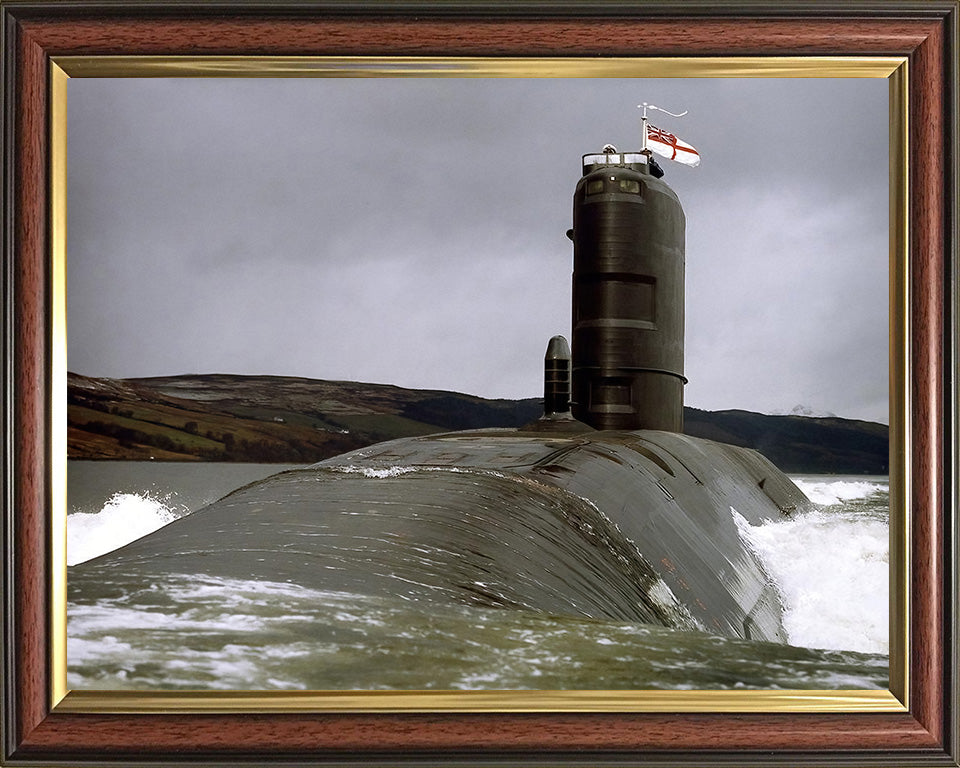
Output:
[2,2,957,765]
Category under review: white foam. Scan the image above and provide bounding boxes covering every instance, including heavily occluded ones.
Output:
[334,465,421,478]
[331,464,503,479]
[792,478,886,507]
[733,507,888,654]
[67,492,187,565]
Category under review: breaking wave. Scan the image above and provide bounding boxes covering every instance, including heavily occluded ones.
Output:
[735,476,890,654]
[67,492,189,566]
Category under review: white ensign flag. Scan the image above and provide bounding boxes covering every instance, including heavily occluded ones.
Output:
[646,123,701,167]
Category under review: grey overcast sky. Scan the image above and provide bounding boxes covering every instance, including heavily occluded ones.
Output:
[67,77,889,423]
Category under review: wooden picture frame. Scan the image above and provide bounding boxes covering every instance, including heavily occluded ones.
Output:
[2,2,957,765]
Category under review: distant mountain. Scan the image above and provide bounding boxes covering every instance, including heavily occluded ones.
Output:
[770,404,839,419]
[67,372,888,474]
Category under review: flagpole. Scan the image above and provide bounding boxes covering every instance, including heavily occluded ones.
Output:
[639,102,650,156]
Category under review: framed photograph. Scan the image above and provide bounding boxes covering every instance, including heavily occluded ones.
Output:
[2,2,957,766]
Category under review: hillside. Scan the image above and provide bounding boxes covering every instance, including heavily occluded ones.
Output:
[67,372,542,464]
[683,407,888,474]
[67,372,888,474]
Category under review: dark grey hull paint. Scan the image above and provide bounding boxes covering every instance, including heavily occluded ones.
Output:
[70,427,810,644]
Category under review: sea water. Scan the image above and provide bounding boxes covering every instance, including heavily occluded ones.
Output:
[66,462,890,690]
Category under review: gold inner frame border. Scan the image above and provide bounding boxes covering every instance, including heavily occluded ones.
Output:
[48,55,909,715]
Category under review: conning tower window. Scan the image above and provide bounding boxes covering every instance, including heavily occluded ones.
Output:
[585,177,644,197]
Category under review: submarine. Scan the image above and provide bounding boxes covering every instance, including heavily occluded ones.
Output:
[69,140,811,646]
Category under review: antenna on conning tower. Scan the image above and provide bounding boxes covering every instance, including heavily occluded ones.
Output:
[637,102,701,168]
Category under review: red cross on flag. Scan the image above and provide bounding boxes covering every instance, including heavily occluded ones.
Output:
[646,123,701,167]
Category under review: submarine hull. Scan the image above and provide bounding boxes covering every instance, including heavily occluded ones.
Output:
[71,428,809,644]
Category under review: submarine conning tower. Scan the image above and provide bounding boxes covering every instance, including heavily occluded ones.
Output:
[569,147,687,432]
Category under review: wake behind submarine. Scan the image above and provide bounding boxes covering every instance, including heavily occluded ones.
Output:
[70,131,811,645]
